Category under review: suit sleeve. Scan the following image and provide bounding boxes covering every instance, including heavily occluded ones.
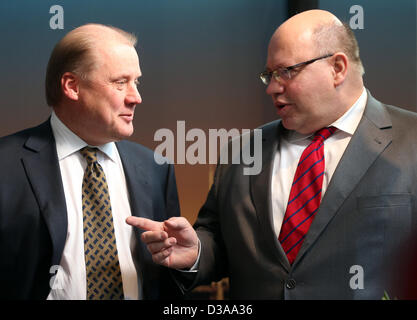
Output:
[191,164,229,287]
[165,163,181,219]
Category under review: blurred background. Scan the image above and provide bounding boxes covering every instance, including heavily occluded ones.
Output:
[0,0,415,298]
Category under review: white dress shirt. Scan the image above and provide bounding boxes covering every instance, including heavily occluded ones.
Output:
[271,88,367,237]
[47,112,140,300]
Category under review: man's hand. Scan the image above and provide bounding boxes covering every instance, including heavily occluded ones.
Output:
[126,216,199,270]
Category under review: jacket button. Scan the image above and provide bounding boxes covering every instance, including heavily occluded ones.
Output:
[286,278,296,289]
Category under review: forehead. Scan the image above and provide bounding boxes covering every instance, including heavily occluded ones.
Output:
[93,42,141,77]
[266,29,315,69]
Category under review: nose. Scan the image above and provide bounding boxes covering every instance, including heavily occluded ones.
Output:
[125,82,142,105]
[265,77,285,96]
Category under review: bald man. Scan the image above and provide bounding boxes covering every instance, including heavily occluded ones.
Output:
[127,10,417,299]
[0,24,181,300]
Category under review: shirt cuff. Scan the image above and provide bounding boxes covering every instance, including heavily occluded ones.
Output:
[175,239,201,273]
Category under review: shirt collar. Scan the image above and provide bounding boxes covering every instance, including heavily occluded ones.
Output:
[50,111,118,162]
[285,87,367,143]
[330,87,367,136]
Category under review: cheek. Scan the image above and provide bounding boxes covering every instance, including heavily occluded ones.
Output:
[93,96,120,124]
[291,76,327,103]
[100,94,126,122]
[287,81,312,106]
[107,91,124,110]
[287,83,324,118]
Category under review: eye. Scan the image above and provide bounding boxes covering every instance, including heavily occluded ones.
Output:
[113,79,128,90]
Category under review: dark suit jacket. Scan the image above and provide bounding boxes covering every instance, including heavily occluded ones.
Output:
[190,91,417,299]
[0,119,182,300]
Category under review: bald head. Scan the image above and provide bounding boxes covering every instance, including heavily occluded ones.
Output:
[269,10,363,76]
[45,23,137,107]
[282,9,340,28]
[264,10,365,134]
[66,23,137,48]
[273,9,340,43]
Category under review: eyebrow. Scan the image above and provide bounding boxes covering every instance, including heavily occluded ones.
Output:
[110,74,142,80]
[265,59,292,70]
[265,65,285,72]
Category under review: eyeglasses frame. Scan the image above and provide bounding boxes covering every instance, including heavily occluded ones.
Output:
[260,53,334,85]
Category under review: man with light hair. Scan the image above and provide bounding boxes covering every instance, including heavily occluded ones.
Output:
[128,10,417,299]
[0,24,182,300]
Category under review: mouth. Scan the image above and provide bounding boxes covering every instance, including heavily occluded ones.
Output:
[120,114,134,122]
[275,102,292,112]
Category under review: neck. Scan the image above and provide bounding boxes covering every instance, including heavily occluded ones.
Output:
[52,105,107,146]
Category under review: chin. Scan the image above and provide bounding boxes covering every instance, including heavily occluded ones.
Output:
[281,118,309,134]
[281,119,297,131]
[119,128,134,139]
[108,132,132,143]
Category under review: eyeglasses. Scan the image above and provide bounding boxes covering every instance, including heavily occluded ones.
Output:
[259,53,334,85]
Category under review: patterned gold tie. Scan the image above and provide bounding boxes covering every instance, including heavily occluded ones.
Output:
[80,147,124,300]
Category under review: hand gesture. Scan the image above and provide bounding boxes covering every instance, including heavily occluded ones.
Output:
[126,216,199,269]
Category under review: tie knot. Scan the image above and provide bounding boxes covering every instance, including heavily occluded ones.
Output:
[80,147,98,164]
[313,126,336,142]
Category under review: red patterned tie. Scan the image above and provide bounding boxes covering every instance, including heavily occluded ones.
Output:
[279,127,336,264]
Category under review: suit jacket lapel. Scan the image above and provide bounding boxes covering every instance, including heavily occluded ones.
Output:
[115,142,152,287]
[250,121,291,272]
[116,142,152,222]
[293,92,393,267]
[21,120,68,267]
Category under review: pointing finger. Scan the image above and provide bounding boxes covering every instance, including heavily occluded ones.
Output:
[126,216,164,231]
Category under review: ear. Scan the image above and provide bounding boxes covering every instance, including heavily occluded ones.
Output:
[331,52,348,87]
[61,72,80,101]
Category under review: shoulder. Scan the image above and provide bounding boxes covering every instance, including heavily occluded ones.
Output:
[385,105,417,154]
[366,91,417,129]
[0,121,51,153]
[375,99,417,138]
[385,104,417,127]
[116,139,172,169]
[0,128,30,149]
[116,139,154,158]
[368,100,417,159]
[229,119,281,145]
